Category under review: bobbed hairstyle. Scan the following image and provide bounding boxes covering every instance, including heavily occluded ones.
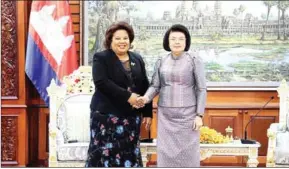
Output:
[163,24,191,51]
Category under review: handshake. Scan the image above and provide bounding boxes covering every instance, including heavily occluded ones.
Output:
[128,93,149,109]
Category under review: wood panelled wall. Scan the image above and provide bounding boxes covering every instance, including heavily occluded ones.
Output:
[69,0,82,64]
[1,0,28,166]
[1,0,279,167]
[1,0,81,166]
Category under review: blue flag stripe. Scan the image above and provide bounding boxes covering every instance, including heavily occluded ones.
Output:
[25,34,60,106]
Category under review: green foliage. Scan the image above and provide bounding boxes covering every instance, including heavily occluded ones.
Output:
[88,37,95,51]
[263,0,278,8]
[206,62,223,71]
[278,0,289,10]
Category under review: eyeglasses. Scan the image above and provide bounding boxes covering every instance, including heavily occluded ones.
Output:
[169,38,186,42]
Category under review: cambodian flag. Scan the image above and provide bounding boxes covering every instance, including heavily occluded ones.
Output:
[25,1,78,105]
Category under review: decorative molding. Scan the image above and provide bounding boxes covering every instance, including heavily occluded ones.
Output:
[1,0,18,98]
[206,103,279,109]
[1,105,27,108]
[201,147,249,156]
[1,116,18,161]
[141,142,260,167]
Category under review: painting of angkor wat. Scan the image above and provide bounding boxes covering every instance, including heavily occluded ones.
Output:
[84,1,289,88]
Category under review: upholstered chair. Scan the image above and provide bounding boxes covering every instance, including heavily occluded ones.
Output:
[266,80,289,167]
[47,66,94,167]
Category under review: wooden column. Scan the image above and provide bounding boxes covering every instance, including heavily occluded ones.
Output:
[1,0,29,166]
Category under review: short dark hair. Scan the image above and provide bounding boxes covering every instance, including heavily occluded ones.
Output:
[163,24,191,51]
[104,21,135,49]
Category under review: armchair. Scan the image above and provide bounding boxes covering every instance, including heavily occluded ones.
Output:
[266,80,289,167]
[47,66,94,167]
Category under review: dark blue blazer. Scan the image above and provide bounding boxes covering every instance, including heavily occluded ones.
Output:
[90,49,153,117]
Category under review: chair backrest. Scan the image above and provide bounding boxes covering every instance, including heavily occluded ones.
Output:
[48,66,94,143]
[57,94,92,142]
[277,79,289,131]
[62,66,94,94]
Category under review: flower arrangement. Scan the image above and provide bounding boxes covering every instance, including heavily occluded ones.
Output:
[200,126,230,144]
[62,74,94,94]
[62,75,82,94]
[58,66,94,94]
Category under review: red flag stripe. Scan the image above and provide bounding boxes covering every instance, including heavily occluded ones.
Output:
[29,1,78,81]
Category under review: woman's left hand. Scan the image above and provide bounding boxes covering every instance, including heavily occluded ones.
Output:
[142,117,152,131]
[193,116,203,130]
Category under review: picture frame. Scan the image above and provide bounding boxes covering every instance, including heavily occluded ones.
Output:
[82,1,289,90]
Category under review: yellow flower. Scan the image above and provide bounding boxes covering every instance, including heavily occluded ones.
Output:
[200,126,228,144]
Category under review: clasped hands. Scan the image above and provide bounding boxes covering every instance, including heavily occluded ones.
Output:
[128,93,151,130]
[127,93,202,131]
[128,93,148,109]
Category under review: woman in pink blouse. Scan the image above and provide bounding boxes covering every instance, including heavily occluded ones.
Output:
[138,24,207,167]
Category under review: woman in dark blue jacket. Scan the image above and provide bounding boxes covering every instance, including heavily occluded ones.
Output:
[85,21,152,167]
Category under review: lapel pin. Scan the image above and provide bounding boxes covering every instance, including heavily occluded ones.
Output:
[131,62,135,66]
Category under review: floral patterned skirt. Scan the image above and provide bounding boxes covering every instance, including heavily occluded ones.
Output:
[85,111,143,167]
